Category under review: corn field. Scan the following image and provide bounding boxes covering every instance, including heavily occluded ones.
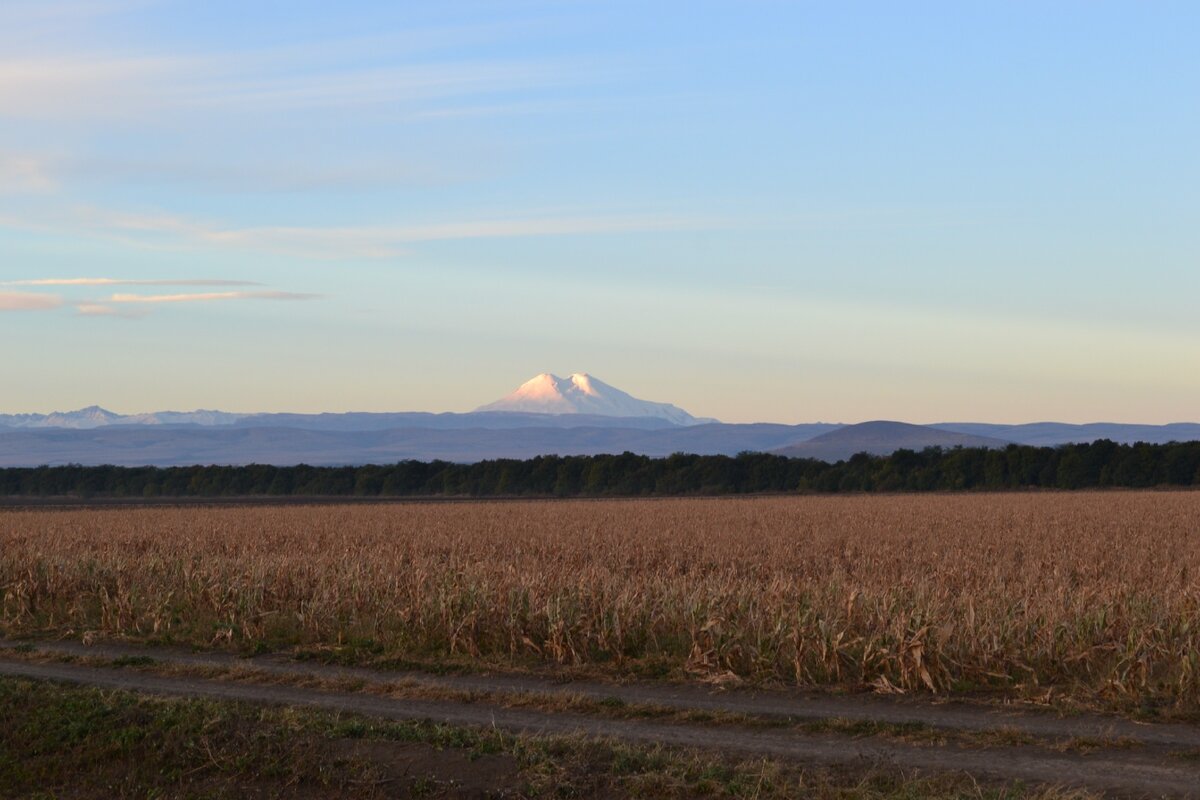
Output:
[3,493,1199,707]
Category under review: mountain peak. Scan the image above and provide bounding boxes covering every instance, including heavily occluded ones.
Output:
[567,373,599,395]
[0,405,127,430]
[475,373,709,426]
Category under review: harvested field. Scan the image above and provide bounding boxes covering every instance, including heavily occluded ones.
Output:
[3,493,1199,710]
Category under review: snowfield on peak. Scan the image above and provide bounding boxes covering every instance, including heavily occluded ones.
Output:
[474,373,710,426]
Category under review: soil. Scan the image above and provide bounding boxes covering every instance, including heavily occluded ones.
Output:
[329,740,522,798]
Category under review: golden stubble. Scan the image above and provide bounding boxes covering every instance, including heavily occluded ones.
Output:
[3,493,1199,705]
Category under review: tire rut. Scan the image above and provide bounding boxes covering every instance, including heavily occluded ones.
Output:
[3,651,1200,797]
[5,639,1199,749]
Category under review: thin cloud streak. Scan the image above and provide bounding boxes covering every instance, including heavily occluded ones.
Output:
[0,282,315,317]
[107,290,319,304]
[178,62,577,112]
[0,1,154,25]
[74,302,146,318]
[55,156,458,192]
[201,215,711,258]
[0,51,598,121]
[0,291,62,311]
[7,278,261,287]
[71,287,316,318]
[0,204,715,259]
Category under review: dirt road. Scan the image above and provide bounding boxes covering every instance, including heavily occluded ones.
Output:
[4,639,1199,797]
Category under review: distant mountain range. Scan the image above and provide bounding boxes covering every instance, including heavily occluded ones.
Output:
[1,373,1198,467]
[0,374,708,430]
[0,406,245,430]
[0,423,840,467]
[0,408,686,433]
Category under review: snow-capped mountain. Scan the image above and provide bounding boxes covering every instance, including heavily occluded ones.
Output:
[474,373,709,426]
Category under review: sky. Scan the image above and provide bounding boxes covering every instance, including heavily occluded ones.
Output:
[2,1,1197,424]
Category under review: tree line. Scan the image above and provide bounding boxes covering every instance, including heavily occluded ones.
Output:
[1,440,1199,498]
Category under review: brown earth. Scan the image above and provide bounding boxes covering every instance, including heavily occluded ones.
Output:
[329,739,522,799]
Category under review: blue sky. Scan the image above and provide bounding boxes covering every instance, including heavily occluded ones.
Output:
[2,1,1197,423]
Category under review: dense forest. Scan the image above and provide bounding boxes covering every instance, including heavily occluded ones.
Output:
[1,440,1199,498]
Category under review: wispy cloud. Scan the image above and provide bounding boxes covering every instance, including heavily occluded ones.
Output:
[1,279,314,317]
[68,288,318,318]
[181,62,577,113]
[4,205,713,259]
[0,15,592,193]
[0,46,596,122]
[6,278,260,287]
[0,0,154,25]
[0,200,713,259]
[107,290,319,304]
[0,56,181,120]
[53,156,458,193]
[0,291,61,311]
[0,155,56,192]
[74,301,145,318]
[193,215,708,258]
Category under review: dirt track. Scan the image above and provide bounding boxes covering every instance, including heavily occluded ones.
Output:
[5,640,1200,796]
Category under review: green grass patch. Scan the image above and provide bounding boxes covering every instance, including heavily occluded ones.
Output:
[0,676,1095,799]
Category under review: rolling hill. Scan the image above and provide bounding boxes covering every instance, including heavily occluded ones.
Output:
[773,421,1011,462]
